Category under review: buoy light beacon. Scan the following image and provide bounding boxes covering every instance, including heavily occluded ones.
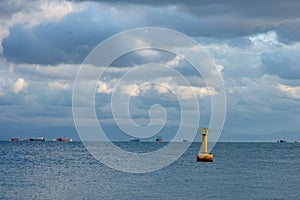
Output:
[196,127,213,162]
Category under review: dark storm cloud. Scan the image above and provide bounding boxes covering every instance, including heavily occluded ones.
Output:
[86,0,300,19]
[80,0,300,41]
[276,21,300,43]
[3,11,119,65]
[3,0,300,65]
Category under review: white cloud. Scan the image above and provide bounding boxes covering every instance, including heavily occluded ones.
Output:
[249,31,282,48]
[277,83,300,99]
[131,36,161,58]
[11,1,83,27]
[48,81,70,90]
[96,80,114,94]
[16,64,79,79]
[165,55,185,67]
[155,83,216,99]
[122,83,140,96]
[216,65,224,74]
[181,85,217,98]
[12,78,28,94]
[119,81,216,99]
[136,49,161,58]
[155,84,169,94]
[134,37,150,49]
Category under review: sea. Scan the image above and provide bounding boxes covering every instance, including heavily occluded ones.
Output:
[1,141,299,200]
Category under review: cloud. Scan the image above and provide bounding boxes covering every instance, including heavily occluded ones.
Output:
[2,1,129,65]
[48,81,70,90]
[249,31,282,49]
[222,74,300,136]
[84,0,300,43]
[115,81,216,99]
[260,42,300,79]
[122,83,141,96]
[2,1,300,141]
[0,0,85,54]
[277,83,300,99]
[14,64,79,79]
[12,78,28,94]
[199,31,300,82]
[0,87,4,96]
[10,1,82,27]
[96,80,114,94]
[93,64,216,100]
[154,82,216,99]
[3,1,300,66]
[165,55,185,67]
[0,73,7,96]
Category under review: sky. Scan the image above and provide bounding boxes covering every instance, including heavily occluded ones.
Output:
[1,0,300,142]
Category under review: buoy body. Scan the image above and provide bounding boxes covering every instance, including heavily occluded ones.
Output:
[197,127,213,162]
[197,153,213,162]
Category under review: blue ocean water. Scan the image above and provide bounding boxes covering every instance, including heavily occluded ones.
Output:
[1,142,299,199]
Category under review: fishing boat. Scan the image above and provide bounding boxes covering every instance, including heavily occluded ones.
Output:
[156,136,163,142]
[130,138,140,142]
[56,136,72,142]
[27,136,45,141]
[277,138,286,143]
[11,137,19,142]
[30,136,45,141]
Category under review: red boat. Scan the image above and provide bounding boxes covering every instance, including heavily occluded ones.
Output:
[56,136,72,142]
[11,137,19,142]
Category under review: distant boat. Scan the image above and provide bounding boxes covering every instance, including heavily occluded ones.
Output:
[11,137,19,142]
[130,138,140,142]
[295,140,299,143]
[182,139,188,142]
[24,136,45,141]
[277,139,286,143]
[56,136,72,142]
[156,136,163,142]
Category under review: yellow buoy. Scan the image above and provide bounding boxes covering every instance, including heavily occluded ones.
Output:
[196,127,213,162]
